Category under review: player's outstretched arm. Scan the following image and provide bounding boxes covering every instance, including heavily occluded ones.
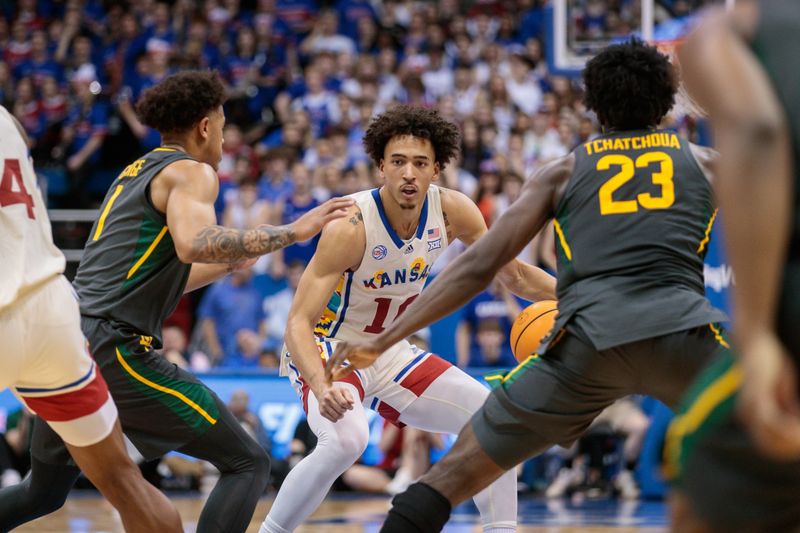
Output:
[682,4,800,459]
[286,207,365,422]
[440,188,557,301]
[162,160,353,263]
[328,156,572,378]
[183,258,259,293]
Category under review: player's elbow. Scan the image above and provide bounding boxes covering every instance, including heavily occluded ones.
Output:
[496,262,524,291]
[173,239,198,264]
[724,111,786,148]
[284,314,313,348]
[495,271,517,295]
[741,118,785,147]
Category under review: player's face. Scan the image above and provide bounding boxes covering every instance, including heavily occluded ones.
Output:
[380,135,440,211]
[202,106,226,170]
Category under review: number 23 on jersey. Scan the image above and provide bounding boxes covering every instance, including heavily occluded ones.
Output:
[597,151,675,215]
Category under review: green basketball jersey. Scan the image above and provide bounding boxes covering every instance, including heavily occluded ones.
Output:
[752,0,800,356]
[73,148,194,344]
[553,130,727,350]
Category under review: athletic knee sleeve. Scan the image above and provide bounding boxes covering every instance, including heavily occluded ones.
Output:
[381,482,451,533]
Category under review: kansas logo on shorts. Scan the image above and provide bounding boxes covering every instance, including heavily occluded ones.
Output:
[427,227,442,252]
[372,245,388,260]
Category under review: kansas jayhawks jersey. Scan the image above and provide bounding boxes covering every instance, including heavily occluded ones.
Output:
[314,185,448,343]
[0,105,65,313]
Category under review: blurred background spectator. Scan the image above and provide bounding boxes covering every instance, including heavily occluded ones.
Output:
[196,268,265,367]
[0,408,33,489]
[456,281,523,369]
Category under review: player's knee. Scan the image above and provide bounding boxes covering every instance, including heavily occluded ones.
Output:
[33,492,69,516]
[250,443,271,482]
[27,477,70,515]
[328,422,369,463]
[235,435,271,479]
[340,431,370,462]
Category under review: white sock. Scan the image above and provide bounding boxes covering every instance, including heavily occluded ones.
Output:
[260,516,290,533]
[483,526,517,533]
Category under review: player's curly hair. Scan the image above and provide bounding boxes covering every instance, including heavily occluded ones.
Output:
[583,39,677,130]
[135,71,226,134]
[363,105,461,168]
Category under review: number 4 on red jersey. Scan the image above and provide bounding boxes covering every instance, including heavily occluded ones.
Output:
[0,158,35,219]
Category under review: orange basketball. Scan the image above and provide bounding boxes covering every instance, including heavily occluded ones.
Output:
[509,300,558,362]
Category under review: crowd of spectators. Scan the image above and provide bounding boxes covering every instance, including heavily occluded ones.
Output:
[2,0,715,369]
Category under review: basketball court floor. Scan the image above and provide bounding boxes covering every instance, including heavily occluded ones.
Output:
[14,493,669,532]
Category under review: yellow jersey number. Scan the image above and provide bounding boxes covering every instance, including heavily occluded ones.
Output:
[597,151,675,215]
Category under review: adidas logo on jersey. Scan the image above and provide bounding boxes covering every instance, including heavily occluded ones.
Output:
[403,244,414,254]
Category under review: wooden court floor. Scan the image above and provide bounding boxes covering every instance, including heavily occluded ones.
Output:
[13,493,670,532]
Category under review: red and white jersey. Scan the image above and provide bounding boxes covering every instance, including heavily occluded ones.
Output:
[314,185,448,343]
[0,105,65,313]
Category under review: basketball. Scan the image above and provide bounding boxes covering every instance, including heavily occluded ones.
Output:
[509,300,559,362]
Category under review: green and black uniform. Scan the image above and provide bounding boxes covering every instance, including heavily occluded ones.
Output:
[472,129,727,468]
[668,2,800,530]
[0,148,270,533]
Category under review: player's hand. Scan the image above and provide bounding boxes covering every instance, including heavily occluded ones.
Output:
[291,197,354,242]
[316,384,355,422]
[326,341,383,382]
[738,331,800,460]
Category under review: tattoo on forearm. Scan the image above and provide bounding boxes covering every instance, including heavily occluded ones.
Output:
[349,212,363,226]
[191,224,296,262]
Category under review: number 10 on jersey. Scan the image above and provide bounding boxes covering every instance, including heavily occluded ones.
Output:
[363,295,419,334]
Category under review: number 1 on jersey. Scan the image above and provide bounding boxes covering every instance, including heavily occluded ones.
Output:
[363,294,419,334]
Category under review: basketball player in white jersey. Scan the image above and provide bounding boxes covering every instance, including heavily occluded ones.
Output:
[259,106,556,533]
[0,105,182,532]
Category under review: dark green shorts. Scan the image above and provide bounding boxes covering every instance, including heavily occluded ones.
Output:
[33,317,221,463]
[667,345,800,531]
[471,323,723,470]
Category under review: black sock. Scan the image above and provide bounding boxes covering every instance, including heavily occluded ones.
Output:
[380,482,452,533]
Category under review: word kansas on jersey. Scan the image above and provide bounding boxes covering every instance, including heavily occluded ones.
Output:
[362,258,431,289]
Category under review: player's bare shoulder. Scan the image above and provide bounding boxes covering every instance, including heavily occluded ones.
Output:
[150,159,218,211]
[523,152,576,211]
[316,202,366,271]
[537,152,576,184]
[158,159,217,188]
[437,186,475,243]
